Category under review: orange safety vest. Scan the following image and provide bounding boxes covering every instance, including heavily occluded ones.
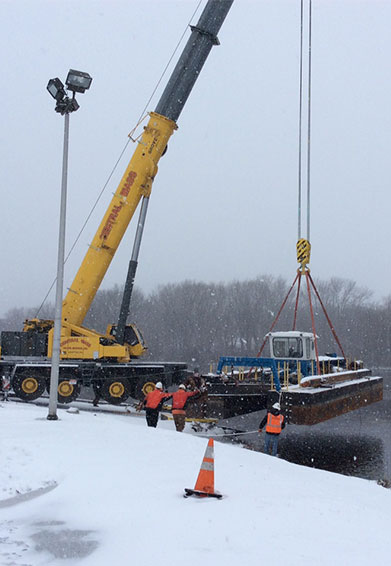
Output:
[265,413,284,434]
[145,389,170,409]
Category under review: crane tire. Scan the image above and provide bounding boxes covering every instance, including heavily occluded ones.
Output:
[100,378,130,405]
[12,373,46,401]
[132,380,156,400]
[142,381,156,396]
[57,379,81,404]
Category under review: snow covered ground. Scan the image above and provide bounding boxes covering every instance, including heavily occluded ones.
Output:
[1,400,390,566]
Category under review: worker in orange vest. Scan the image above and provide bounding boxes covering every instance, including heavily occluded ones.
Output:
[258,402,285,456]
[171,384,200,432]
[139,382,172,428]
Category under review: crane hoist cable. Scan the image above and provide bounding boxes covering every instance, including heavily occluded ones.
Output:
[35,0,203,318]
[306,0,312,244]
[253,0,346,375]
[297,0,304,241]
[297,0,312,246]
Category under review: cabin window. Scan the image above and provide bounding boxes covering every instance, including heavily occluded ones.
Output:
[272,337,303,358]
[273,339,286,358]
[124,326,139,346]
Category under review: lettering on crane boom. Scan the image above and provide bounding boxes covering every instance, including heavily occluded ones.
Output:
[148,137,158,155]
[120,170,137,197]
[100,171,138,239]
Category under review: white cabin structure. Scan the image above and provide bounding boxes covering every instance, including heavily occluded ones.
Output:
[267,331,316,361]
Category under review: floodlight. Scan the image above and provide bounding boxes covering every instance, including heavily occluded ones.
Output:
[47,78,66,101]
[66,69,92,94]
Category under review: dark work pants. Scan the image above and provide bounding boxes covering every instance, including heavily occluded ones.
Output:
[264,432,280,456]
[173,413,186,432]
[146,408,159,427]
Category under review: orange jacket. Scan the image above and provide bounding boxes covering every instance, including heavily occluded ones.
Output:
[144,389,171,409]
[265,413,284,434]
[171,389,198,414]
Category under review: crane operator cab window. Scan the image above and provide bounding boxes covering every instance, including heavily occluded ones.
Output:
[109,324,145,347]
[123,325,140,346]
[272,337,303,359]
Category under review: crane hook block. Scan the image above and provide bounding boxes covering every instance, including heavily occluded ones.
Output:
[297,239,311,269]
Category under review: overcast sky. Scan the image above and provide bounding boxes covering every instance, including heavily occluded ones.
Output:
[1,0,390,318]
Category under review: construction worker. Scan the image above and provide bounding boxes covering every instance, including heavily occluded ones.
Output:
[185,369,205,390]
[258,402,285,457]
[139,382,172,428]
[171,384,200,432]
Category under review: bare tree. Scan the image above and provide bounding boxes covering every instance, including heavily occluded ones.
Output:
[1,275,389,369]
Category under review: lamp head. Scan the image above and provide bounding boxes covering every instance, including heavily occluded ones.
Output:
[66,69,92,94]
[47,78,66,102]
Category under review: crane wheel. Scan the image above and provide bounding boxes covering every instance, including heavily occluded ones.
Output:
[57,379,81,404]
[132,380,157,400]
[142,381,156,396]
[12,373,46,401]
[101,379,130,405]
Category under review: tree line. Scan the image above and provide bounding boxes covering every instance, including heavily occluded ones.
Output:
[1,275,390,371]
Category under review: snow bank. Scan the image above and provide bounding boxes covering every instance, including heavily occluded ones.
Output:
[0,401,389,566]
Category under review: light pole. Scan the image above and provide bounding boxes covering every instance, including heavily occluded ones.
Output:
[46,69,92,420]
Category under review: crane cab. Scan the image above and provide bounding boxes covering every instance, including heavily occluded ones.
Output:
[267,331,316,361]
[106,323,146,358]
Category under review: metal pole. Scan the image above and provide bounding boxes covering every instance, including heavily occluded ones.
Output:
[47,112,69,420]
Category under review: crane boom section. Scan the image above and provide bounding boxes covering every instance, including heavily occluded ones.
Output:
[62,112,177,326]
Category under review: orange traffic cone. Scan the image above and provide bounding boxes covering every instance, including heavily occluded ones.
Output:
[184,438,222,499]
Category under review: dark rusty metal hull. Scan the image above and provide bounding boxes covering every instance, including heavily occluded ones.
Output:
[186,373,384,425]
[282,376,383,425]
[186,382,269,420]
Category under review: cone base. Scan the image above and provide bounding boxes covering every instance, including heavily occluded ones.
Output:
[184,488,222,499]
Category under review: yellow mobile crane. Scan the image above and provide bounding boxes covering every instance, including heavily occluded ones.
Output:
[1,0,234,405]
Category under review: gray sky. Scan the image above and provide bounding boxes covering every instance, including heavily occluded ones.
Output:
[1,0,390,318]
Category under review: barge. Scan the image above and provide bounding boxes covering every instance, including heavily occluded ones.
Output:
[187,331,383,424]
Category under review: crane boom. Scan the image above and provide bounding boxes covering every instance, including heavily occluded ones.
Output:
[62,0,234,327]
[62,112,177,326]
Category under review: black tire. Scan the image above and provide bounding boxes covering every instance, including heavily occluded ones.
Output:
[133,380,156,400]
[56,379,81,404]
[12,372,46,401]
[100,378,131,405]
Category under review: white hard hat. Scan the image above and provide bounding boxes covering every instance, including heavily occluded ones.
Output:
[155,382,163,389]
[179,384,186,390]
[272,402,281,410]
